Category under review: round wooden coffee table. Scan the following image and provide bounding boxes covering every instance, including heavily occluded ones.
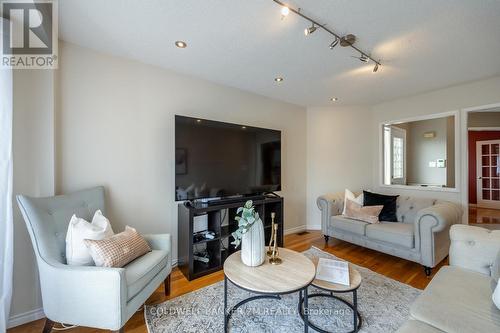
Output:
[223,248,316,332]
[299,257,362,333]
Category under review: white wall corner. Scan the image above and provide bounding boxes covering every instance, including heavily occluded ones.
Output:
[8,307,45,329]
[306,223,321,231]
[284,224,307,235]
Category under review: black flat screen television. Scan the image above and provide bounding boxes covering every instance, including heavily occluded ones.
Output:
[175,115,281,201]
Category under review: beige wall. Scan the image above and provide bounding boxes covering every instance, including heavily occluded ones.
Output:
[56,42,307,264]
[10,70,55,325]
[306,106,373,228]
[406,117,448,186]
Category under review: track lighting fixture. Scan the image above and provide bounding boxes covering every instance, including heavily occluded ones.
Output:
[272,0,381,72]
[304,23,317,36]
[329,38,339,49]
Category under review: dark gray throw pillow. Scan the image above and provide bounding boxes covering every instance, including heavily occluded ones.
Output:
[363,190,399,222]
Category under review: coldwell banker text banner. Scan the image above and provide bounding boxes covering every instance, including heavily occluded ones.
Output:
[1,0,58,69]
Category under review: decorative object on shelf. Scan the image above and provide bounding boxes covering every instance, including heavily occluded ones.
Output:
[231,200,265,267]
[267,212,276,257]
[269,223,282,265]
[272,0,381,73]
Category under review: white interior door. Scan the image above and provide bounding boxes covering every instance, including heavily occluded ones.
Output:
[477,140,500,209]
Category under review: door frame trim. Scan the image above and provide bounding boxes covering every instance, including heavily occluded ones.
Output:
[476,139,500,209]
[461,102,500,223]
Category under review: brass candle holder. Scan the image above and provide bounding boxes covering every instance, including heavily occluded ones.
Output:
[266,212,276,257]
[266,212,282,265]
[269,223,282,265]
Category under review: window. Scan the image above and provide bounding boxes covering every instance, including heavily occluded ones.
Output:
[393,137,404,179]
[383,125,406,185]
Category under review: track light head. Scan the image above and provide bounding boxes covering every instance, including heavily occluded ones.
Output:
[329,38,339,49]
[304,23,317,36]
[373,63,379,73]
[359,54,369,62]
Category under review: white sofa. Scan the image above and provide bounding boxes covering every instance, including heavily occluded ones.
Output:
[398,225,500,332]
[317,191,462,275]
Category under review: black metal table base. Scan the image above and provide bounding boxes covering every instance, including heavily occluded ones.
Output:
[224,276,310,333]
[298,291,362,333]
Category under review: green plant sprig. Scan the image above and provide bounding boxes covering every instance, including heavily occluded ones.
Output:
[231,200,261,248]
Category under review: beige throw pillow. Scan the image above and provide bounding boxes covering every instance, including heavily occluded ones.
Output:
[343,199,383,224]
[65,210,114,266]
[84,226,151,267]
[342,189,363,215]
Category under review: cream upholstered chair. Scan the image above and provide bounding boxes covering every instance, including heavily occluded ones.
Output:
[397,224,500,332]
[17,187,172,333]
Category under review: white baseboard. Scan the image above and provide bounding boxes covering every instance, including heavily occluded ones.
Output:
[284,224,307,235]
[8,307,45,329]
[307,224,321,231]
[284,224,321,235]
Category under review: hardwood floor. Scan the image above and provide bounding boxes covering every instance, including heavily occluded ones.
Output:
[8,230,445,333]
[469,205,500,224]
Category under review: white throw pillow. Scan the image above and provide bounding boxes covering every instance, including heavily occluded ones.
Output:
[493,282,500,310]
[342,189,363,215]
[65,210,114,265]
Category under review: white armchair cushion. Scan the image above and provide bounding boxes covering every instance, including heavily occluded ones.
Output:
[450,225,500,276]
[65,210,114,265]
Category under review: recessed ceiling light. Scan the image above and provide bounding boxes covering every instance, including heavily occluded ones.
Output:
[274,77,284,82]
[241,126,247,129]
[330,97,338,102]
[196,119,202,123]
[175,41,187,48]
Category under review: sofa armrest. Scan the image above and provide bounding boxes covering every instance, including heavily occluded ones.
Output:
[317,192,345,235]
[39,260,127,330]
[415,202,462,233]
[143,233,171,252]
[449,224,500,276]
[414,202,462,267]
[143,233,172,268]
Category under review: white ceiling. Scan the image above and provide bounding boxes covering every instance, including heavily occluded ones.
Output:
[59,0,500,107]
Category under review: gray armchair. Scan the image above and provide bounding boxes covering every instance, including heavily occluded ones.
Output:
[16,187,172,333]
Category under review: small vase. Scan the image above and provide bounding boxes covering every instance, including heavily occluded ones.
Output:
[241,218,265,267]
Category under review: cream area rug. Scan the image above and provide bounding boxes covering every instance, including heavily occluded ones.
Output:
[145,246,420,332]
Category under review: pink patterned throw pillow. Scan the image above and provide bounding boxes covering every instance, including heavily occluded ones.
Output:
[343,199,383,224]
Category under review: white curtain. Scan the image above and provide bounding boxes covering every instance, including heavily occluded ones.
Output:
[0,18,14,332]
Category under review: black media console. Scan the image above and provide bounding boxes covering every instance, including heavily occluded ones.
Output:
[177,196,284,280]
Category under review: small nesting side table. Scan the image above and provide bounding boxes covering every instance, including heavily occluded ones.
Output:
[299,258,362,333]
